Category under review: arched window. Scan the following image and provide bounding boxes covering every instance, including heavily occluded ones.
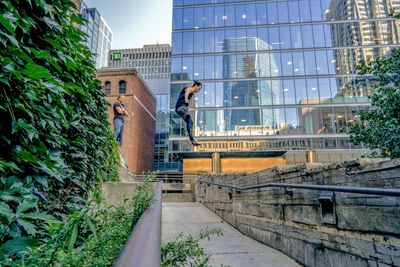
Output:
[119,80,126,94]
[105,81,111,95]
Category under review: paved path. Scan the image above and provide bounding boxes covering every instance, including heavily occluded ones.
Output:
[162,202,300,267]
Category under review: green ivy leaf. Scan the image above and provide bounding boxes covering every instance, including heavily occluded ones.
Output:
[68,223,78,252]
[0,202,14,223]
[37,161,64,183]
[1,237,37,257]
[9,181,30,195]
[0,31,19,47]
[85,218,97,237]
[13,119,37,141]
[24,62,52,80]
[43,17,61,32]
[18,150,40,164]
[0,11,17,33]
[0,161,21,172]
[16,198,37,214]
[0,193,20,203]
[17,219,37,236]
[31,48,52,60]
[34,175,48,189]
[20,212,56,221]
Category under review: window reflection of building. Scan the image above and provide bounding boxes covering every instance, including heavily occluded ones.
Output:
[327,0,400,96]
[220,38,279,133]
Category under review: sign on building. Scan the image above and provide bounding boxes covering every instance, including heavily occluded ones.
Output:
[112,52,122,61]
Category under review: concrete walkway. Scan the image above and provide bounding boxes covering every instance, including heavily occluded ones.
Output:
[162,202,300,267]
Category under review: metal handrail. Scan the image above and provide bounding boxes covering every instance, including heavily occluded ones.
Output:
[113,182,162,267]
[198,180,400,197]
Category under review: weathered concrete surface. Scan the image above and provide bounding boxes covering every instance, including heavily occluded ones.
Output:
[198,158,400,267]
[102,182,139,206]
[162,202,300,267]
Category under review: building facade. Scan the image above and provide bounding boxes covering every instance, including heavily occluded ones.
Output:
[169,0,400,171]
[81,3,112,69]
[108,44,171,80]
[96,68,157,172]
[108,44,173,170]
[73,0,81,9]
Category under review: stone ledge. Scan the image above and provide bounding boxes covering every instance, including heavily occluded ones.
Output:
[198,158,400,267]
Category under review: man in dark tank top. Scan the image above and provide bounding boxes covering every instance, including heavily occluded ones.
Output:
[113,95,129,146]
[175,80,202,146]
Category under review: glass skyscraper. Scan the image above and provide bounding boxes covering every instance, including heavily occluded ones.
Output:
[169,0,400,161]
[80,3,112,69]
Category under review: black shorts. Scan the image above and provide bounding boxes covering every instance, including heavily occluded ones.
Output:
[175,106,190,120]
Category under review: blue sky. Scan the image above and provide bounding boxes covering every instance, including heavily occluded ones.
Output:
[84,0,173,49]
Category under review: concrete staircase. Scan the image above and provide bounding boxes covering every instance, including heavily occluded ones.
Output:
[137,172,197,202]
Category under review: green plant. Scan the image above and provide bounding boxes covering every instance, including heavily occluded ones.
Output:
[18,177,156,267]
[161,228,223,267]
[350,49,400,158]
[0,0,120,262]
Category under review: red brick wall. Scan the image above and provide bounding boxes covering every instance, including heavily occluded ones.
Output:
[73,0,81,10]
[96,68,156,172]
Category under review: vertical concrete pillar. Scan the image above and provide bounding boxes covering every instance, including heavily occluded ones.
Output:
[212,152,221,174]
[306,150,316,163]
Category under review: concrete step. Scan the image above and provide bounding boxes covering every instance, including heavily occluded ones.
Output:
[163,192,195,202]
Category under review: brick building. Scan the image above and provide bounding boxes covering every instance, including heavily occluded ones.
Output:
[73,0,81,10]
[96,68,156,172]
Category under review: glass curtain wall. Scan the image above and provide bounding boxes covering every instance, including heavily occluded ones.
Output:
[170,0,400,153]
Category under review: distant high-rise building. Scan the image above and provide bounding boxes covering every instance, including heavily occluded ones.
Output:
[80,3,112,69]
[108,44,171,80]
[108,44,172,170]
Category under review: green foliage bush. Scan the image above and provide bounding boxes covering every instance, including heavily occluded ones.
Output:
[161,228,223,267]
[18,179,155,267]
[350,49,400,158]
[0,180,154,266]
[0,0,120,262]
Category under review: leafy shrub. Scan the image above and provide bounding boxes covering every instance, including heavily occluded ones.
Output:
[0,0,119,262]
[161,228,223,267]
[14,178,155,267]
[350,49,400,158]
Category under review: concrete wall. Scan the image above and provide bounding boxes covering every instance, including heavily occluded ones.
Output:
[102,182,139,207]
[197,159,400,267]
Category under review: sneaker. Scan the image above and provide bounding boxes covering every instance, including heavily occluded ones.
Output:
[190,140,201,146]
